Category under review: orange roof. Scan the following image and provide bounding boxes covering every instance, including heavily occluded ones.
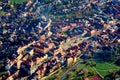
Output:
[92,1,98,4]
[40,35,46,40]
[118,39,120,43]
[84,78,90,80]
[91,30,96,35]
[71,23,77,27]
[86,3,91,7]
[23,54,29,61]
[62,26,70,31]
[61,51,66,56]
[103,24,110,28]
[48,43,55,47]
[117,14,120,16]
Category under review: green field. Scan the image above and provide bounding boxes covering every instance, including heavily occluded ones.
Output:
[96,62,120,70]
[10,0,29,4]
[95,62,120,77]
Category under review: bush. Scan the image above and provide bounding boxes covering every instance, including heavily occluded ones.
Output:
[91,61,96,67]
[115,58,120,66]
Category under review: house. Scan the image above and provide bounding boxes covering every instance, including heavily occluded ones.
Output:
[34,43,49,53]
[6,75,13,80]
[35,57,41,64]
[16,60,22,69]
[86,3,91,7]
[66,37,71,42]
[91,30,97,36]
[23,54,29,61]
[36,65,45,79]
[92,75,101,80]
[103,23,110,29]
[84,78,89,80]
[47,31,52,38]
[71,23,77,28]
[62,25,70,31]
[67,57,74,68]
[17,46,22,55]
[26,1,33,6]
[40,54,48,62]
[77,50,81,57]
[12,70,20,78]
[21,61,32,74]
[36,70,42,79]
[50,62,61,73]
[29,49,34,56]
[61,51,67,56]
[16,53,23,60]
[53,45,63,55]
[118,39,120,43]
[48,42,55,50]
[40,35,46,41]
[49,47,59,55]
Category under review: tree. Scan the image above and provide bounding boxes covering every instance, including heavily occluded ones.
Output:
[117,46,120,55]
[90,61,96,67]
[115,58,120,66]
[83,68,88,77]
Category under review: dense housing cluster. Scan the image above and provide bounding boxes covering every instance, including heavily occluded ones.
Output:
[0,0,120,80]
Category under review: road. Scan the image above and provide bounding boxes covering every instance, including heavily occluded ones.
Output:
[58,59,83,80]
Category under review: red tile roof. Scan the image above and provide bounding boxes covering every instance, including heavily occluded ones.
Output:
[92,76,101,80]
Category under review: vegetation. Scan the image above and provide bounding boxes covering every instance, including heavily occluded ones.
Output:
[0,61,5,77]
[115,58,120,66]
[118,46,120,54]
[46,59,120,80]
[0,10,6,16]
[44,0,53,4]
[104,70,120,80]
[10,0,28,4]
[46,67,67,80]
[0,72,6,77]
[95,62,120,77]
[63,61,120,80]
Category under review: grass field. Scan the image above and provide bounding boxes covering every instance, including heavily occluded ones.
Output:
[10,0,28,4]
[95,62,120,77]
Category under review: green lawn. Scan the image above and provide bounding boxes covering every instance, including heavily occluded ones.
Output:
[95,62,120,77]
[10,0,28,4]
[97,70,109,77]
[96,62,120,70]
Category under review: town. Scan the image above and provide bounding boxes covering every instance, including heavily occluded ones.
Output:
[0,0,120,80]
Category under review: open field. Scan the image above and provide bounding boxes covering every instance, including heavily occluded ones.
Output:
[95,62,120,77]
